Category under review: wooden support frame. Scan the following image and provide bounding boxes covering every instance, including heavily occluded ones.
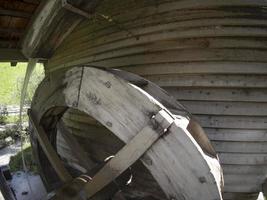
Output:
[30,66,223,200]
[84,109,174,198]
[28,110,72,183]
[0,48,27,62]
[21,0,100,58]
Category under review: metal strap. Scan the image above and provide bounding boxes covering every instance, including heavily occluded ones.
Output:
[83,109,174,198]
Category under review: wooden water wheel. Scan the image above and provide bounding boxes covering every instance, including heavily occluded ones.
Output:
[29,66,223,200]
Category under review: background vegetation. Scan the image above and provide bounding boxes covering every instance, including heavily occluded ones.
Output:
[0,62,44,105]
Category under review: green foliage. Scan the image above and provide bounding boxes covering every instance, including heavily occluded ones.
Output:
[0,105,8,124]
[0,127,19,141]
[0,62,44,105]
[9,145,38,173]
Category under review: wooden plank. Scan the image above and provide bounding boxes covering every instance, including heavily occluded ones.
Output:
[223,192,259,200]
[0,48,26,62]
[52,26,267,63]
[0,27,24,35]
[57,120,96,171]
[211,141,267,153]
[58,18,267,53]
[84,110,174,198]
[0,8,31,18]
[219,153,267,165]
[204,128,267,142]
[120,62,267,75]
[0,169,15,200]
[28,111,72,182]
[222,164,267,175]
[49,45,267,71]
[62,13,267,54]
[195,115,267,129]
[144,74,267,88]
[223,174,264,193]
[50,38,267,71]
[177,101,267,116]
[165,88,267,102]
[22,0,99,58]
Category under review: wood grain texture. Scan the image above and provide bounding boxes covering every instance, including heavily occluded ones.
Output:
[43,0,267,199]
[31,66,223,200]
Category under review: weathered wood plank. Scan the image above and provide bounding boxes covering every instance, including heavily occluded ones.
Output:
[222,164,267,175]
[59,18,267,52]
[144,74,267,88]
[223,192,259,200]
[204,128,267,142]
[178,101,267,116]
[120,62,267,75]
[212,141,267,153]
[165,88,267,102]
[28,111,72,182]
[57,120,96,171]
[0,48,26,62]
[84,110,174,198]
[49,47,267,71]
[219,153,267,165]
[0,8,31,18]
[195,115,267,129]
[22,0,99,58]
[223,174,264,193]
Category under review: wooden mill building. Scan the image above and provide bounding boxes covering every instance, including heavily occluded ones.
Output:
[1,0,267,200]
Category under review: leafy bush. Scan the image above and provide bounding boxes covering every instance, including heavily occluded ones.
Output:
[0,126,20,141]
[0,105,8,124]
[9,146,38,173]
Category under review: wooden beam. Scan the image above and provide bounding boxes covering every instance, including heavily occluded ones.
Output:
[28,110,72,183]
[262,179,267,198]
[0,48,26,62]
[84,109,174,198]
[22,0,40,4]
[22,0,100,58]
[0,8,31,18]
[0,28,24,35]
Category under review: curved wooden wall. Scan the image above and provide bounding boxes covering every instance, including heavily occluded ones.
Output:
[46,0,267,199]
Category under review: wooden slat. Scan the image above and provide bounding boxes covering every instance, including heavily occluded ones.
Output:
[222,164,267,175]
[0,8,31,18]
[212,141,267,153]
[178,101,267,116]
[57,121,96,171]
[196,115,267,129]
[223,192,259,200]
[219,153,267,165]
[0,27,24,35]
[165,88,267,102]
[53,24,267,61]
[144,74,267,88]
[0,48,26,62]
[28,111,72,183]
[120,62,267,75]
[49,46,267,71]
[204,128,267,142]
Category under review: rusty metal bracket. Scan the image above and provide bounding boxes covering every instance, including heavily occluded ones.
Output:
[82,109,174,199]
